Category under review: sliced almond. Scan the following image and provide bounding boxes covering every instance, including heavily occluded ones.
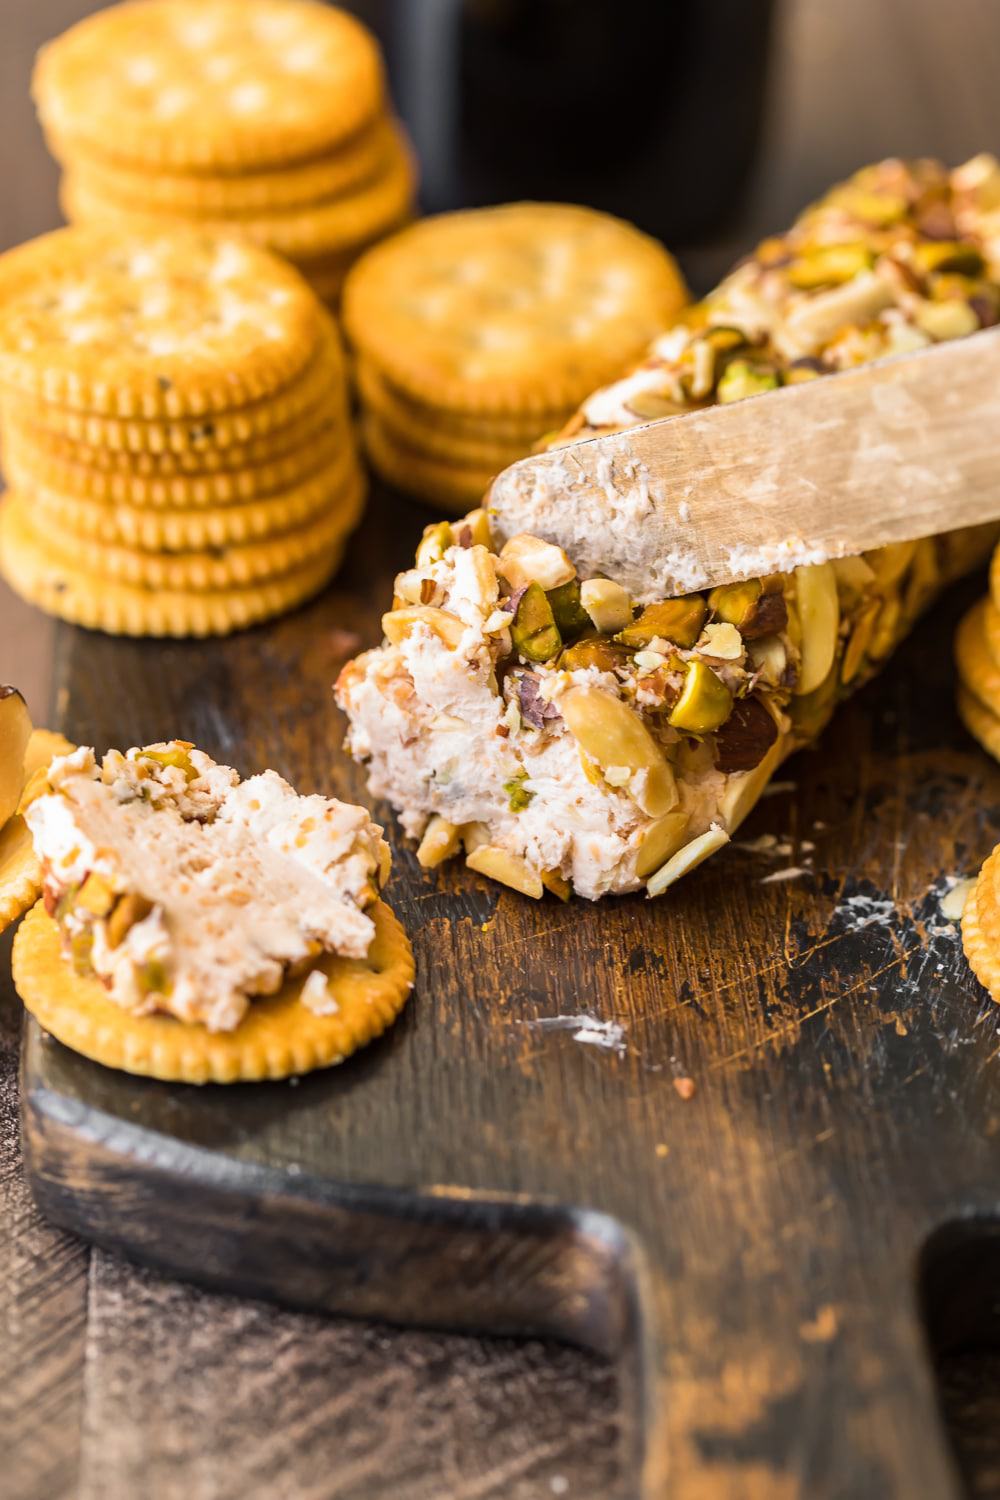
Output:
[635,811,690,879]
[416,815,462,869]
[560,685,677,817]
[382,605,467,650]
[793,563,839,695]
[466,844,544,899]
[646,825,730,897]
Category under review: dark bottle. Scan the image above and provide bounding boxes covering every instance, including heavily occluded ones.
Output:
[343,0,775,245]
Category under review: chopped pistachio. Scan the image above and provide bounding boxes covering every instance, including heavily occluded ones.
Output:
[708,578,761,628]
[786,242,874,288]
[140,958,171,996]
[617,596,707,650]
[142,745,197,781]
[828,186,908,227]
[503,771,534,812]
[912,241,985,277]
[70,931,94,977]
[558,636,630,673]
[415,520,453,568]
[510,583,562,663]
[716,360,780,404]
[669,660,734,735]
[546,579,590,637]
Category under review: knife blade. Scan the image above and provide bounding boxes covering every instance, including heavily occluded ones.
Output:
[487,325,1000,599]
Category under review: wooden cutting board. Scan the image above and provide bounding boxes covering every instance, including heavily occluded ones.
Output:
[20,487,1000,1500]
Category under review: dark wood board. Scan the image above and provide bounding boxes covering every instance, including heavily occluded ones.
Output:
[19,480,1000,1499]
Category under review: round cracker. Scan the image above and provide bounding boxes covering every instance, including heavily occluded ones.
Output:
[356,360,545,468]
[956,683,1000,762]
[62,128,416,262]
[955,597,1000,717]
[5,479,363,591]
[0,729,75,935]
[0,225,328,418]
[357,358,567,439]
[5,321,347,454]
[13,898,413,1084]
[985,593,1000,673]
[33,0,384,173]
[3,401,344,489]
[0,495,347,637]
[342,203,689,415]
[972,850,1000,959]
[54,116,402,217]
[22,452,362,551]
[962,875,1000,1004]
[2,413,350,509]
[363,413,499,513]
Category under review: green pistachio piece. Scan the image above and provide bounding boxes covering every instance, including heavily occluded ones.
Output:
[557,636,631,673]
[503,771,534,812]
[546,579,589,638]
[142,745,197,781]
[616,597,707,650]
[786,243,875,289]
[668,660,734,734]
[828,186,908,227]
[510,583,562,663]
[70,931,94,978]
[708,578,761,629]
[415,520,454,568]
[704,325,747,354]
[716,360,780,404]
[54,883,81,923]
[912,241,985,277]
[140,958,171,997]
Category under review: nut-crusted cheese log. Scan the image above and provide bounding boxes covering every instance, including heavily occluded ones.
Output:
[336,158,1000,901]
[26,742,390,1030]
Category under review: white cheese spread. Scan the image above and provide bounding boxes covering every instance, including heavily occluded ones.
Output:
[27,743,390,1031]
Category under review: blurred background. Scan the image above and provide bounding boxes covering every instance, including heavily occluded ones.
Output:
[4,3,1000,1498]
[6,0,1000,720]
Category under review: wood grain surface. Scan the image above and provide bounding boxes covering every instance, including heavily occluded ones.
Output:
[6,4,1000,1500]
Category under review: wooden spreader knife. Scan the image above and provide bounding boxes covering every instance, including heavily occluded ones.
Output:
[488,325,1000,598]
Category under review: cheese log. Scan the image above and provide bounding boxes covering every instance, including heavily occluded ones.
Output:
[336,157,1000,900]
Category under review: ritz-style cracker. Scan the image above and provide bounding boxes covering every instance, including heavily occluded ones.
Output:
[12,742,414,1082]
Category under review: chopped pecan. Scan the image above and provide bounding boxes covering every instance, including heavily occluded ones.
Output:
[739,589,788,640]
[714,695,778,772]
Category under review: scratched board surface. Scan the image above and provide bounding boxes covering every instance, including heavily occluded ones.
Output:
[22,485,1000,1499]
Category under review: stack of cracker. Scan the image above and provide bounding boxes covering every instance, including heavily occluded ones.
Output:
[342,203,689,512]
[0,225,364,637]
[33,0,416,306]
[954,549,1000,760]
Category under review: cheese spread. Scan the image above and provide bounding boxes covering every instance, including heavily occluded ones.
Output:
[27,742,390,1031]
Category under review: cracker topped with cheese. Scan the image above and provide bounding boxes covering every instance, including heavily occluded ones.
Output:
[14,741,414,1083]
